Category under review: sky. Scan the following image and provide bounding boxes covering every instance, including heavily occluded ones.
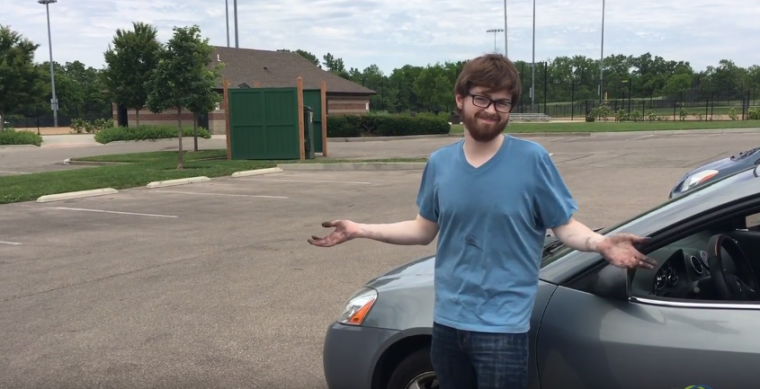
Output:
[2,0,759,75]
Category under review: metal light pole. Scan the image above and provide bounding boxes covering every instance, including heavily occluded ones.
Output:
[226,0,230,47]
[503,0,508,57]
[531,0,536,112]
[233,0,239,48]
[600,0,605,102]
[486,29,504,53]
[38,0,58,127]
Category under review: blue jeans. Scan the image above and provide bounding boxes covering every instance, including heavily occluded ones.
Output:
[430,322,529,389]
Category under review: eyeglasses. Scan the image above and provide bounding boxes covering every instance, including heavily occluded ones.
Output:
[469,94,512,113]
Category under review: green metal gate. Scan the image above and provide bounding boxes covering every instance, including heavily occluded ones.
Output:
[228,87,300,160]
[302,89,324,154]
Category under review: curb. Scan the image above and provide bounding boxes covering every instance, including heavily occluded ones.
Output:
[328,134,452,142]
[231,167,282,177]
[277,162,427,171]
[64,158,128,166]
[146,176,210,189]
[0,144,39,149]
[37,188,119,203]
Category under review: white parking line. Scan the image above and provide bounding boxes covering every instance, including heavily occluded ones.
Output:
[152,190,288,199]
[50,207,178,218]
[0,240,21,246]
[254,178,372,185]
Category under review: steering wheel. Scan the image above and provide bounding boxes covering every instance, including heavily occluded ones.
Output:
[707,234,760,301]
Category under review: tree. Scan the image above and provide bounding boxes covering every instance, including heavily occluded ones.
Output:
[185,61,224,151]
[0,25,47,131]
[146,25,219,169]
[277,49,321,68]
[102,22,161,126]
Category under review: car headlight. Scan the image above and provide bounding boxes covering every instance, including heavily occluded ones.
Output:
[338,288,377,326]
[681,170,719,192]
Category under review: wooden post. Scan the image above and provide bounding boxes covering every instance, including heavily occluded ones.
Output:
[253,81,261,88]
[297,77,305,160]
[320,80,328,157]
[223,79,232,160]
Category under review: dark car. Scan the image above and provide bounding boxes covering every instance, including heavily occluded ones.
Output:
[669,146,760,198]
[323,165,760,389]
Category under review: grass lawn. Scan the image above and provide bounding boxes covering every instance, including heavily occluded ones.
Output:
[449,120,760,134]
[0,149,426,205]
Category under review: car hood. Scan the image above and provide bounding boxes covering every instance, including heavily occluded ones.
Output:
[365,234,560,290]
[679,147,760,179]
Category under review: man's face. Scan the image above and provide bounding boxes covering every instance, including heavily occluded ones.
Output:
[456,87,512,142]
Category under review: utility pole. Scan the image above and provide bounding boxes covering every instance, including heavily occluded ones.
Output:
[600,0,605,102]
[503,0,508,57]
[38,0,58,127]
[531,0,536,112]
[234,0,239,48]
[226,0,230,47]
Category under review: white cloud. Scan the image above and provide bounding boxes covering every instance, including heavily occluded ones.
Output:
[1,0,758,75]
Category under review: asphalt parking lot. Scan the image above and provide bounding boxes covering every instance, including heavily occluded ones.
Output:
[0,132,759,388]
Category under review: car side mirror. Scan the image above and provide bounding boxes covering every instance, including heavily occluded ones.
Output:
[591,264,629,301]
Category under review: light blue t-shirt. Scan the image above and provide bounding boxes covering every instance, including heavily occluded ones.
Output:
[416,134,577,334]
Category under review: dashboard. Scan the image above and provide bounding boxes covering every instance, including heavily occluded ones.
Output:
[652,247,712,297]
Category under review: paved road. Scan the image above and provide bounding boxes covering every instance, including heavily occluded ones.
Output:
[0,132,759,388]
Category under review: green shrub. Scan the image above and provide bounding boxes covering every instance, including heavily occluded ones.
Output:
[748,108,760,120]
[71,118,114,134]
[326,114,451,137]
[94,125,211,144]
[0,129,43,146]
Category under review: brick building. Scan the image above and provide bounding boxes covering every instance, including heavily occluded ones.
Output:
[112,46,377,135]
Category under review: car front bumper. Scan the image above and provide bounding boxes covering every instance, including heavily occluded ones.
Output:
[323,322,401,389]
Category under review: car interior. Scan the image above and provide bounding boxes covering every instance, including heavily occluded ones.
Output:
[629,211,760,303]
[572,210,760,304]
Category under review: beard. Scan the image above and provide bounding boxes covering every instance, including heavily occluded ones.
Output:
[461,108,508,142]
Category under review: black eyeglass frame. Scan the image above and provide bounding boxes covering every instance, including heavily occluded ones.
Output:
[468,93,513,113]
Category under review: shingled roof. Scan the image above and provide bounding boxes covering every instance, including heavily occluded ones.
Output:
[209,46,376,95]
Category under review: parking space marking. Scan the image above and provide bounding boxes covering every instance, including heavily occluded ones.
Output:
[0,240,21,246]
[49,207,178,218]
[152,190,288,199]
[251,178,372,185]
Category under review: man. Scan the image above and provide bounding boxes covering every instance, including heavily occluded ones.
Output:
[308,54,656,389]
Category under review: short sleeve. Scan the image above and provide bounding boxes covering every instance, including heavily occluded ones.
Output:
[416,160,439,222]
[534,151,577,229]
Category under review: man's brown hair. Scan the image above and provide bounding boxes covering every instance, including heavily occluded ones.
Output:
[454,53,522,112]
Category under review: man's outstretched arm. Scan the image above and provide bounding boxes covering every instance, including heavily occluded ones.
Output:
[308,214,439,247]
[550,217,605,252]
[356,214,440,245]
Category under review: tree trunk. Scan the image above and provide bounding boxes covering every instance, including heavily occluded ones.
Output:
[177,107,184,169]
[135,108,141,127]
[193,113,198,152]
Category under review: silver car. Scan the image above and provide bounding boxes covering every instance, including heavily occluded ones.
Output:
[322,166,760,389]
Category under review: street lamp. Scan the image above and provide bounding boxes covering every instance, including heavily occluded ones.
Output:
[599,0,605,103]
[531,0,536,112]
[503,0,508,57]
[233,0,239,48]
[486,29,504,53]
[38,0,58,127]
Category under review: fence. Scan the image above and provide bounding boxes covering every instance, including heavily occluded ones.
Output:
[3,114,112,129]
[516,93,758,121]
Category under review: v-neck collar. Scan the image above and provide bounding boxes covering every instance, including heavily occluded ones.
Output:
[457,134,510,174]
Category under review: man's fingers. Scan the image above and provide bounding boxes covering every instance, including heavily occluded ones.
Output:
[322,220,338,228]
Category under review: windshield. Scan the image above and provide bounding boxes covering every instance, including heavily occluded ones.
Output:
[540,166,757,268]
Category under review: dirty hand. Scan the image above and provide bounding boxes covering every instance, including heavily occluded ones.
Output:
[308,220,361,247]
[596,233,657,269]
